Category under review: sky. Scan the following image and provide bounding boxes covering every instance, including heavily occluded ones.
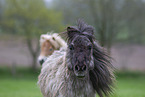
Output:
[44,0,53,3]
[44,0,53,7]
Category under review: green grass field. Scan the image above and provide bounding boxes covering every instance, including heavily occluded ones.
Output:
[0,68,145,97]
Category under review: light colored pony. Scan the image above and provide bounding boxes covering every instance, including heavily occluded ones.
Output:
[38,33,67,65]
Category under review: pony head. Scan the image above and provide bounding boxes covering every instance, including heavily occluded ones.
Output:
[38,33,67,65]
[66,20,95,78]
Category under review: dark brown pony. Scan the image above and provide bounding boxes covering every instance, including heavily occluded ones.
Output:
[38,20,114,97]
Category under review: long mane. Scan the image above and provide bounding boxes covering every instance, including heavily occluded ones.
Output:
[90,42,114,97]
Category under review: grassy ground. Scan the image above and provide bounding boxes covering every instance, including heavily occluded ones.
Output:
[0,68,42,97]
[113,72,145,97]
[0,68,145,97]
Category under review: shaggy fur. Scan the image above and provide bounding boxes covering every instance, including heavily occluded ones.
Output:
[38,20,114,97]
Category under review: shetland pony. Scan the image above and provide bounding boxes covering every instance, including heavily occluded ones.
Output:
[38,20,114,97]
[38,33,67,65]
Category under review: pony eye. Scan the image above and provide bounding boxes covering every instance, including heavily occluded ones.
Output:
[69,44,74,50]
[49,48,53,51]
[88,45,92,50]
[52,37,55,41]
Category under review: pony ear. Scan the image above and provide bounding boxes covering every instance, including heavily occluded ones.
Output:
[67,26,76,32]
[67,26,79,38]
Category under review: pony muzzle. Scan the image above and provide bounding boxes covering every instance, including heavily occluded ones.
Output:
[74,64,87,78]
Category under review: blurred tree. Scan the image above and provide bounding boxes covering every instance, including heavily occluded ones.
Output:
[4,0,63,70]
[87,0,121,53]
[53,0,145,53]
[0,0,5,33]
[53,0,121,53]
[120,0,145,44]
[53,0,93,25]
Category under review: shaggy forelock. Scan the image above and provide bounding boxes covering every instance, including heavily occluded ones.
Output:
[77,20,94,35]
[66,20,95,43]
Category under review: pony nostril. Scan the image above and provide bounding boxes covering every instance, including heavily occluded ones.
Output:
[75,65,80,71]
[82,65,86,71]
[75,65,86,71]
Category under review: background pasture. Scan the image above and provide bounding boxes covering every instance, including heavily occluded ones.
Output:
[0,0,145,97]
